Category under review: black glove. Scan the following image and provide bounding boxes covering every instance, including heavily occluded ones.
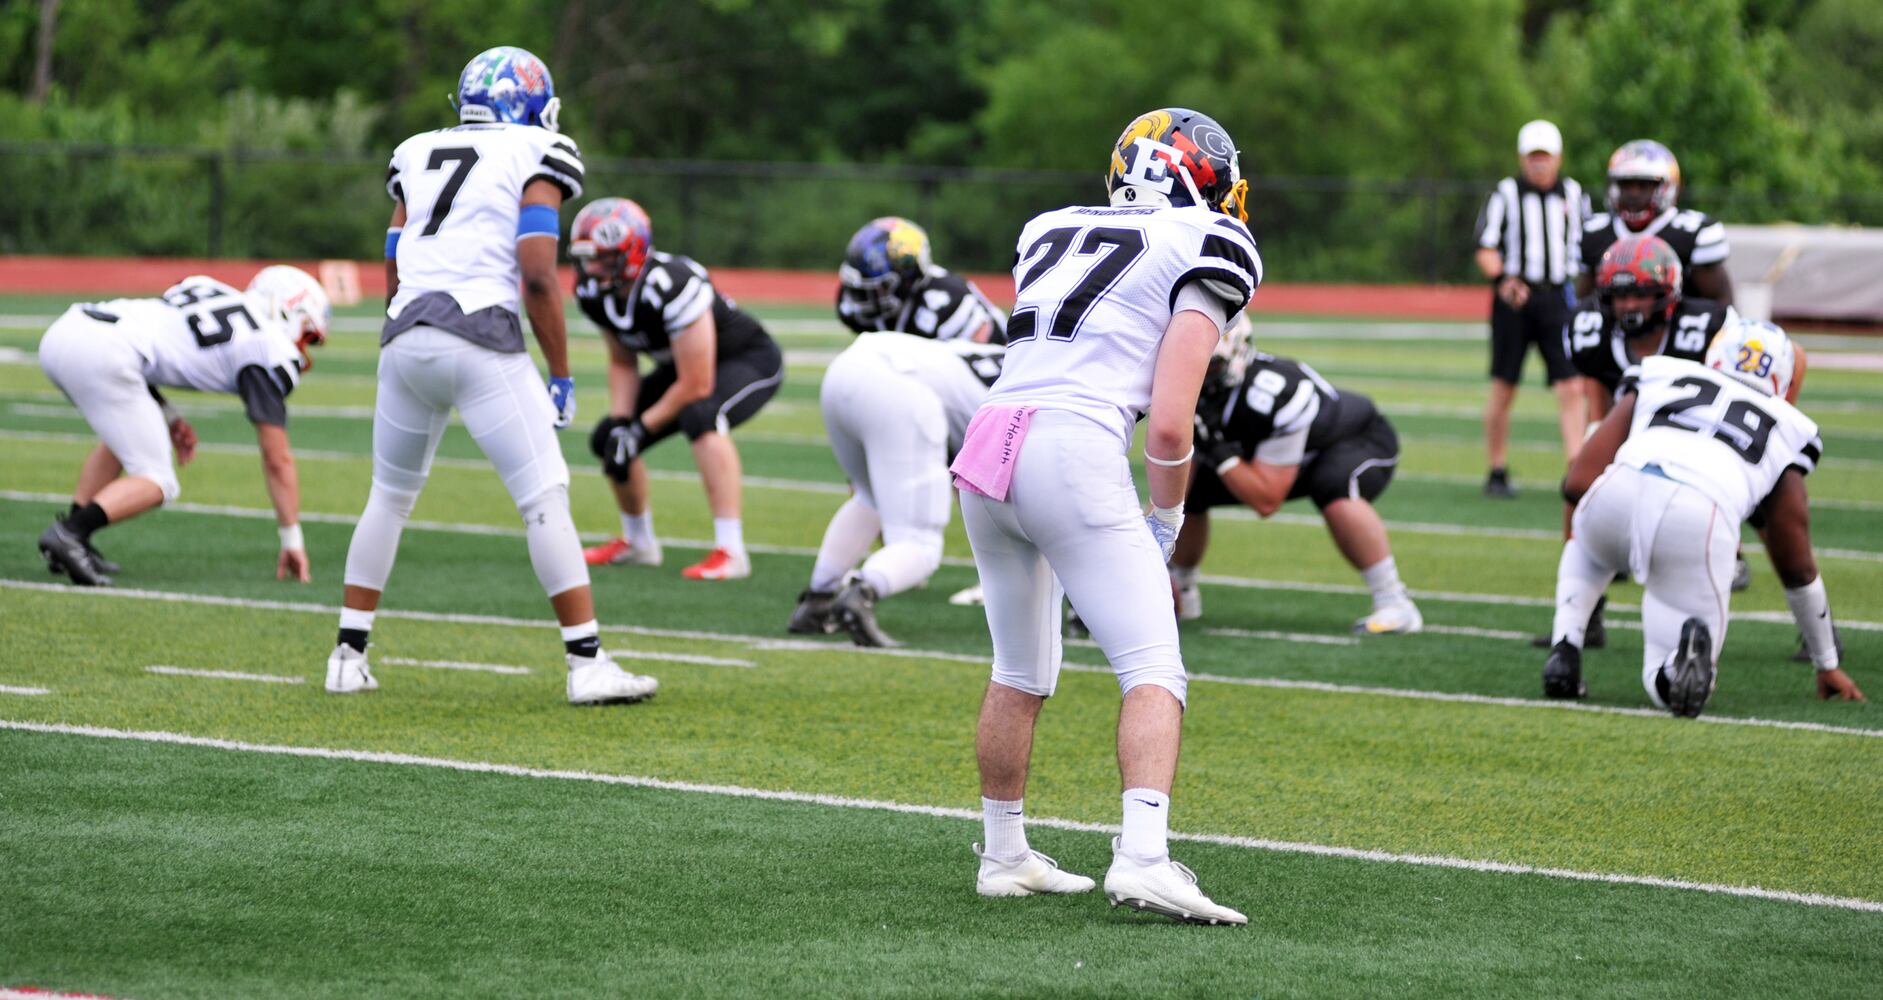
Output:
[593,417,648,482]
[1193,414,1242,471]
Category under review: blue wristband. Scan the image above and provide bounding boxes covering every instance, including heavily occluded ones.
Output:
[517,204,560,239]
[384,228,401,260]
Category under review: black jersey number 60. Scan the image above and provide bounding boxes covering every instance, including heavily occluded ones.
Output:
[1006,226,1147,343]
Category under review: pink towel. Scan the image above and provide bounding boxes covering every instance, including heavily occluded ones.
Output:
[950,404,1036,501]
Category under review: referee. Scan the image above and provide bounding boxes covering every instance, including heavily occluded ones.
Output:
[1473,119,1587,498]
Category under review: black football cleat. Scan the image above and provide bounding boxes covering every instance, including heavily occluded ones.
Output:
[787,589,840,635]
[833,581,899,648]
[1483,469,1518,499]
[1543,640,1585,699]
[38,518,111,587]
[1663,617,1715,719]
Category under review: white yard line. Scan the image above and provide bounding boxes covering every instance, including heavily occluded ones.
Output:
[0,718,1876,913]
[5,578,1878,739]
[1418,624,1539,641]
[379,656,531,676]
[610,649,756,669]
[0,684,50,696]
[145,665,304,684]
[1202,627,1361,647]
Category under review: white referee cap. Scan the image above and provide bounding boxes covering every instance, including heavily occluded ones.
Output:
[1518,120,1562,156]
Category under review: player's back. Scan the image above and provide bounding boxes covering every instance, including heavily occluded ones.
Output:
[984,204,1259,444]
[95,276,301,396]
[1618,355,1821,523]
[846,331,1003,442]
[387,123,584,320]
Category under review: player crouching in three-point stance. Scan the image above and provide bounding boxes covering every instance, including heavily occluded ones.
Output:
[1176,315,1421,634]
[325,46,657,706]
[1545,318,1861,716]
[37,266,329,586]
[954,108,1255,925]
[789,332,1006,647]
[571,198,784,580]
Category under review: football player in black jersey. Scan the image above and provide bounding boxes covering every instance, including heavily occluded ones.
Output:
[569,197,784,580]
[1575,141,1733,306]
[1175,317,1422,635]
[1566,234,1735,421]
[837,217,1007,343]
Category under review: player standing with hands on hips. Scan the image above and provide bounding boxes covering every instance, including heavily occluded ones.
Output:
[954,109,1256,925]
[323,47,657,706]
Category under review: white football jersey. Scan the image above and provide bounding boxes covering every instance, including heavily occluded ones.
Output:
[1616,355,1822,524]
[386,122,585,319]
[842,332,1005,446]
[92,276,304,397]
[982,204,1260,443]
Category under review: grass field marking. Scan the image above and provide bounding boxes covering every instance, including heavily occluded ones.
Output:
[0,988,131,1000]
[0,684,51,696]
[1418,624,1537,641]
[9,578,1879,740]
[1200,627,1362,647]
[1395,469,1883,512]
[5,717,1881,915]
[145,665,305,684]
[378,656,532,675]
[610,649,758,669]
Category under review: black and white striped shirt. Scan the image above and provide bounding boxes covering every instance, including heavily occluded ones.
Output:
[1475,176,1587,286]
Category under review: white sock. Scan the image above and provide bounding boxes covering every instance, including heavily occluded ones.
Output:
[1169,564,1200,590]
[1360,556,1409,608]
[810,497,880,592]
[1120,788,1170,862]
[1784,577,1839,669]
[621,511,654,548]
[858,536,942,597]
[981,797,1029,861]
[339,606,375,633]
[713,517,745,556]
[1552,538,1611,647]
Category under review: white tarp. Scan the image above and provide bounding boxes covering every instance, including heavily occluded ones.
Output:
[1724,224,1883,324]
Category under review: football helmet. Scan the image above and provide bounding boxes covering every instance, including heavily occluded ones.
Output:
[1606,140,1680,229]
[1706,316,1795,398]
[247,265,331,366]
[453,46,560,131]
[1107,108,1249,222]
[1597,234,1683,336]
[838,217,932,323]
[570,198,654,289]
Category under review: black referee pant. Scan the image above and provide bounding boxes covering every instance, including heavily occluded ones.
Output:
[1489,282,1574,386]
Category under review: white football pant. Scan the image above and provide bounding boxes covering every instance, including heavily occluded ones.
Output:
[38,307,179,501]
[344,327,587,597]
[960,411,1186,705]
[817,347,952,596]
[1552,464,1736,708]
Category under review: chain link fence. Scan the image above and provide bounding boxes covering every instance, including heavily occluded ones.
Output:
[5,142,1881,283]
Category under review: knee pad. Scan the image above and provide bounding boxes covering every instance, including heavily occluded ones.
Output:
[1116,659,1188,709]
[519,485,588,597]
[677,398,719,441]
[367,482,421,519]
[989,661,1058,699]
[589,415,628,459]
[124,463,181,503]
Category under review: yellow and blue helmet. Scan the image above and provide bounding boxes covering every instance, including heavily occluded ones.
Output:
[1107,108,1248,222]
[453,46,561,131]
[839,217,933,317]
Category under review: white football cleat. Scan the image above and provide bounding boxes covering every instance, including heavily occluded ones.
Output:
[567,652,659,705]
[948,584,985,606]
[1353,599,1423,636]
[325,644,378,694]
[1103,838,1246,925]
[974,843,1095,897]
[1176,583,1202,621]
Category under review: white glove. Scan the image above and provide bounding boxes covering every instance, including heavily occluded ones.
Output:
[1145,503,1184,563]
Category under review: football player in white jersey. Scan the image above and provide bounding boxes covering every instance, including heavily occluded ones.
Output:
[36,266,328,586]
[324,46,657,706]
[954,109,1257,925]
[788,332,1006,647]
[1545,319,1861,716]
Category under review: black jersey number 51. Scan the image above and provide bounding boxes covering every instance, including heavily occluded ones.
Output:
[1006,226,1147,343]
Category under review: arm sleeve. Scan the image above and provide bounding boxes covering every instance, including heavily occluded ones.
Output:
[385,147,404,202]
[1252,380,1320,464]
[1475,186,1506,250]
[663,269,715,336]
[236,365,291,427]
[1691,217,1730,265]
[530,135,586,200]
[1171,218,1261,314]
[1172,280,1230,331]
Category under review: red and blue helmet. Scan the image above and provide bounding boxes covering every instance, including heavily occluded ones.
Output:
[570,198,654,289]
[453,47,561,131]
[1597,234,1684,335]
[839,217,933,318]
[1107,108,1249,222]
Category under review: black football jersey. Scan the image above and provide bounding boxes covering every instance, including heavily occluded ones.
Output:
[577,252,770,362]
[1206,353,1377,465]
[1580,208,1729,298]
[1563,296,1733,393]
[836,267,1008,343]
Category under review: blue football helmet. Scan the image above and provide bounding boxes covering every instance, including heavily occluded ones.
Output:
[452,47,561,131]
